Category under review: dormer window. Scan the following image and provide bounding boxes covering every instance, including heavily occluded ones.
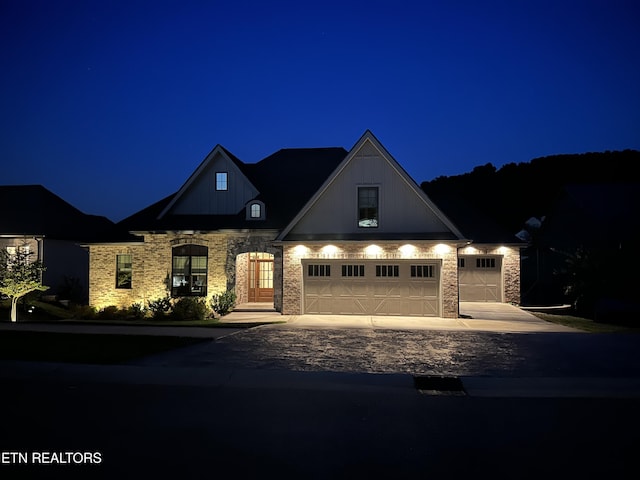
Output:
[215,172,228,191]
[246,200,266,220]
[250,203,261,218]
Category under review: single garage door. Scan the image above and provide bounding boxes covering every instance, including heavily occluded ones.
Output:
[302,259,440,316]
[458,255,502,302]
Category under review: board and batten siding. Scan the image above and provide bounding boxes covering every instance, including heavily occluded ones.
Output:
[170,151,258,215]
[288,141,450,236]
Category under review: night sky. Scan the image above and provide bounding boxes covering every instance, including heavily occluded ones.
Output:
[2,0,638,223]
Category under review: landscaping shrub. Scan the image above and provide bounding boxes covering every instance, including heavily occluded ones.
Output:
[69,304,97,320]
[126,302,147,320]
[210,290,237,317]
[171,297,209,321]
[97,305,122,320]
[147,295,173,320]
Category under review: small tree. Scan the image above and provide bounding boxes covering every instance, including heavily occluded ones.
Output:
[0,243,48,322]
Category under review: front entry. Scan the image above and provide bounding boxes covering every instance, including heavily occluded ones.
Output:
[248,252,274,302]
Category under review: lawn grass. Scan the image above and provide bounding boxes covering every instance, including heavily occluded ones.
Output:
[529,311,639,333]
[0,330,207,364]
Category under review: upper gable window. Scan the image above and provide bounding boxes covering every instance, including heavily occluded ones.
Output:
[215,172,228,191]
[358,186,378,228]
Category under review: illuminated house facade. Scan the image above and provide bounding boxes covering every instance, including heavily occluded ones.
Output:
[86,131,522,317]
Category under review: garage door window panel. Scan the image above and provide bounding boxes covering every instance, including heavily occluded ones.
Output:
[376,265,399,277]
[308,264,331,277]
[342,264,365,277]
[477,258,496,268]
[411,265,434,278]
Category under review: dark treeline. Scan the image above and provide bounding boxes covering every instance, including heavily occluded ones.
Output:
[420,149,640,235]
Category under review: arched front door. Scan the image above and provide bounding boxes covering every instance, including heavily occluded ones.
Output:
[248,252,274,302]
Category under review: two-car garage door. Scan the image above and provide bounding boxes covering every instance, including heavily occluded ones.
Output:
[302,259,440,316]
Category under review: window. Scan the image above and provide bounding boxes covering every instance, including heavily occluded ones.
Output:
[358,186,378,228]
[410,265,434,278]
[308,264,331,277]
[342,264,365,277]
[246,200,265,220]
[6,245,30,256]
[476,258,496,268]
[376,265,399,277]
[116,254,132,289]
[215,172,228,191]
[458,258,465,268]
[250,203,261,218]
[172,244,208,297]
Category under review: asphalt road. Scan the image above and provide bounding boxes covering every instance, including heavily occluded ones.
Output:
[2,325,640,480]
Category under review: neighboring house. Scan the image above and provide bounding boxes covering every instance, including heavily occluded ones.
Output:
[0,185,114,303]
[86,131,523,318]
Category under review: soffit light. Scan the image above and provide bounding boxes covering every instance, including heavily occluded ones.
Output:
[293,245,308,256]
[398,244,416,257]
[434,243,451,254]
[321,245,339,255]
[364,244,382,257]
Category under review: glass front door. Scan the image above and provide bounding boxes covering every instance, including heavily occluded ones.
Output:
[248,252,274,302]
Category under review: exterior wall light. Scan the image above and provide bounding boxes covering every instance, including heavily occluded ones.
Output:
[434,243,451,254]
[321,245,339,257]
[364,244,383,257]
[398,244,416,258]
[293,245,309,257]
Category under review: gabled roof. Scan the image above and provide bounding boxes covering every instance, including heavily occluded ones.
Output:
[157,145,257,219]
[116,146,348,233]
[277,130,467,241]
[0,185,114,242]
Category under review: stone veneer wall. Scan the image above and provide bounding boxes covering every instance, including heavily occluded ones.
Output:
[89,235,521,314]
[282,242,460,318]
[88,231,279,310]
[234,252,249,304]
[499,246,521,304]
[89,243,144,308]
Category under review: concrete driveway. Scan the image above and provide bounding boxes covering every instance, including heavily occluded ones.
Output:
[224,302,579,333]
[0,302,577,338]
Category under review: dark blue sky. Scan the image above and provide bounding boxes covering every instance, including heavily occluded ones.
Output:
[2,0,639,222]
